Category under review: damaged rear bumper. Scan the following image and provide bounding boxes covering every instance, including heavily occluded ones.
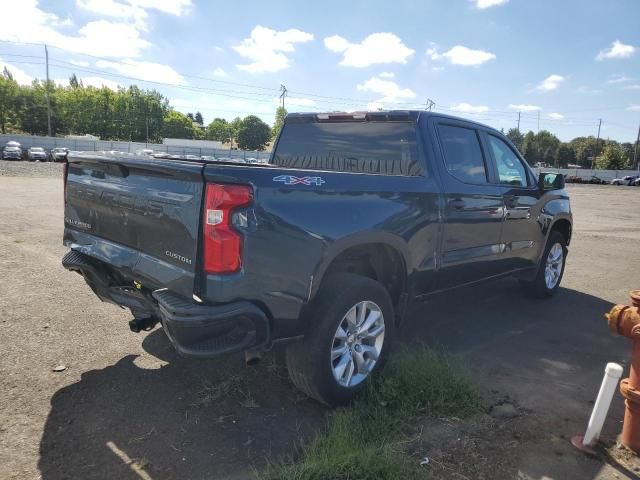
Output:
[62,250,270,358]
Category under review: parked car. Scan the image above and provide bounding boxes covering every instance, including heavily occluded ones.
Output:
[588,176,607,185]
[633,177,640,187]
[61,111,572,406]
[564,175,582,184]
[135,149,155,156]
[27,147,48,161]
[2,145,23,160]
[50,147,69,162]
[611,175,638,186]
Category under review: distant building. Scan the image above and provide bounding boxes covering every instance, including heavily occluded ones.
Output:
[163,138,224,149]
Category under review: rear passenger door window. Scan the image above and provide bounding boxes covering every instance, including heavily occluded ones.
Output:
[486,135,529,187]
[437,124,488,184]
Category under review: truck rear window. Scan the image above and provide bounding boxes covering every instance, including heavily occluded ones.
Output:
[272,122,422,176]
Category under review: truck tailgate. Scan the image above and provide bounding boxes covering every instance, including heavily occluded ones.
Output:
[63,153,204,298]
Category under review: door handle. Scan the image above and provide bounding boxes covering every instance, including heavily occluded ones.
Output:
[448,199,466,210]
[504,195,517,208]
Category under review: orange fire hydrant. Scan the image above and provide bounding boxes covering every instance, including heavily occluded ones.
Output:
[607,290,640,453]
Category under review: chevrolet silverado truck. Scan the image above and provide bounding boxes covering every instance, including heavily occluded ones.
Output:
[62,111,572,406]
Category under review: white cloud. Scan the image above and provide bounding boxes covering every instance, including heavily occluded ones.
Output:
[627,105,640,112]
[357,75,416,107]
[324,33,415,67]
[95,59,185,84]
[508,104,541,112]
[379,72,395,78]
[80,76,121,89]
[0,59,33,85]
[536,74,565,91]
[69,59,90,67]
[607,74,632,84]
[471,0,509,8]
[547,112,564,120]
[428,45,496,66]
[0,1,151,58]
[212,68,228,77]
[233,25,313,73]
[596,40,636,60]
[76,0,191,27]
[624,84,640,90]
[450,103,489,114]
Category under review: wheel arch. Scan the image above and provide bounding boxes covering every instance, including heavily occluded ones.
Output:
[309,232,410,314]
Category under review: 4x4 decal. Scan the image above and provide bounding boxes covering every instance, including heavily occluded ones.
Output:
[273,175,325,186]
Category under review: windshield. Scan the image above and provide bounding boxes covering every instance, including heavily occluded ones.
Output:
[272,121,422,176]
[31,148,44,152]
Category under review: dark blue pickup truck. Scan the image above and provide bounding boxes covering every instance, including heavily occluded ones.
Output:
[62,110,572,405]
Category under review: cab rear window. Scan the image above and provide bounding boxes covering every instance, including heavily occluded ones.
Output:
[272,122,422,176]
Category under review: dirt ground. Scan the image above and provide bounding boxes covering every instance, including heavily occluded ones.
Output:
[1,160,640,480]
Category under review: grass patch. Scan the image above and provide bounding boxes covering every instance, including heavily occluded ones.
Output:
[263,348,481,480]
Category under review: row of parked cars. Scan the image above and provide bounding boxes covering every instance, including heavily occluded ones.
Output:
[2,141,69,162]
[565,174,640,186]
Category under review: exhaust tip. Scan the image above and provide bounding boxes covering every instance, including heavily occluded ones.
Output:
[245,350,262,366]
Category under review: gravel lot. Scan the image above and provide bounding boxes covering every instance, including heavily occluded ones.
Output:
[1,159,639,480]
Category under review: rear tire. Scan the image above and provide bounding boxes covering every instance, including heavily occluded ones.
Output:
[285,273,394,406]
[520,231,567,298]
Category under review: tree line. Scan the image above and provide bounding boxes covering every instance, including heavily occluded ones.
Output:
[0,69,636,164]
[505,128,636,170]
[0,70,276,151]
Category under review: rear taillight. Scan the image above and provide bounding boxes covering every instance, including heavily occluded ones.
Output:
[203,183,253,274]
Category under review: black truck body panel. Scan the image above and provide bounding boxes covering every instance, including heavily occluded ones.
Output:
[62,111,572,358]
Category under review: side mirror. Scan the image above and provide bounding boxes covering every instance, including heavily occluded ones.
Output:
[538,172,565,191]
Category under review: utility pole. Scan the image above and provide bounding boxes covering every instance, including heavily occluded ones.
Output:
[517,111,521,132]
[279,84,287,109]
[592,118,602,169]
[44,44,52,137]
[425,98,435,111]
[633,122,640,171]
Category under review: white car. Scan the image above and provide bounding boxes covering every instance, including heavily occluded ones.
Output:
[611,175,638,186]
[27,147,48,161]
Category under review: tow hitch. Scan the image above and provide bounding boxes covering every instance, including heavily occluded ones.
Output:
[128,316,159,333]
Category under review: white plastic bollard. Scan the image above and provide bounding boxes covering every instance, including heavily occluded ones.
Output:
[582,362,624,446]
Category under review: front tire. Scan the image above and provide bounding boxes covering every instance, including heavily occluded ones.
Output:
[285,273,395,406]
[520,231,567,298]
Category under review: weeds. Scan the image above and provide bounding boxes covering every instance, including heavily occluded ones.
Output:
[263,348,481,480]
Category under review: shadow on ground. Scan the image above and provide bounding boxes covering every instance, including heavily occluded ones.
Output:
[38,331,326,480]
[401,278,632,480]
[39,278,631,480]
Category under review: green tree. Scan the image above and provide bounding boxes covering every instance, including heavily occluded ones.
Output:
[236,115,271,151]
[506,128,524,152]
[206,118,232,143]
[194,111,203,126]
[162,110,197,139]
[230,116,243,147]
[596,143,629,170]
[0,71,19,133]
[522,131,537,165]
[272,106,287,139]
[554,143,576,168]
[569,136,603,167]
[535,130,561,165]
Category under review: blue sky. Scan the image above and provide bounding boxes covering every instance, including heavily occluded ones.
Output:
[0,0,639,141]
